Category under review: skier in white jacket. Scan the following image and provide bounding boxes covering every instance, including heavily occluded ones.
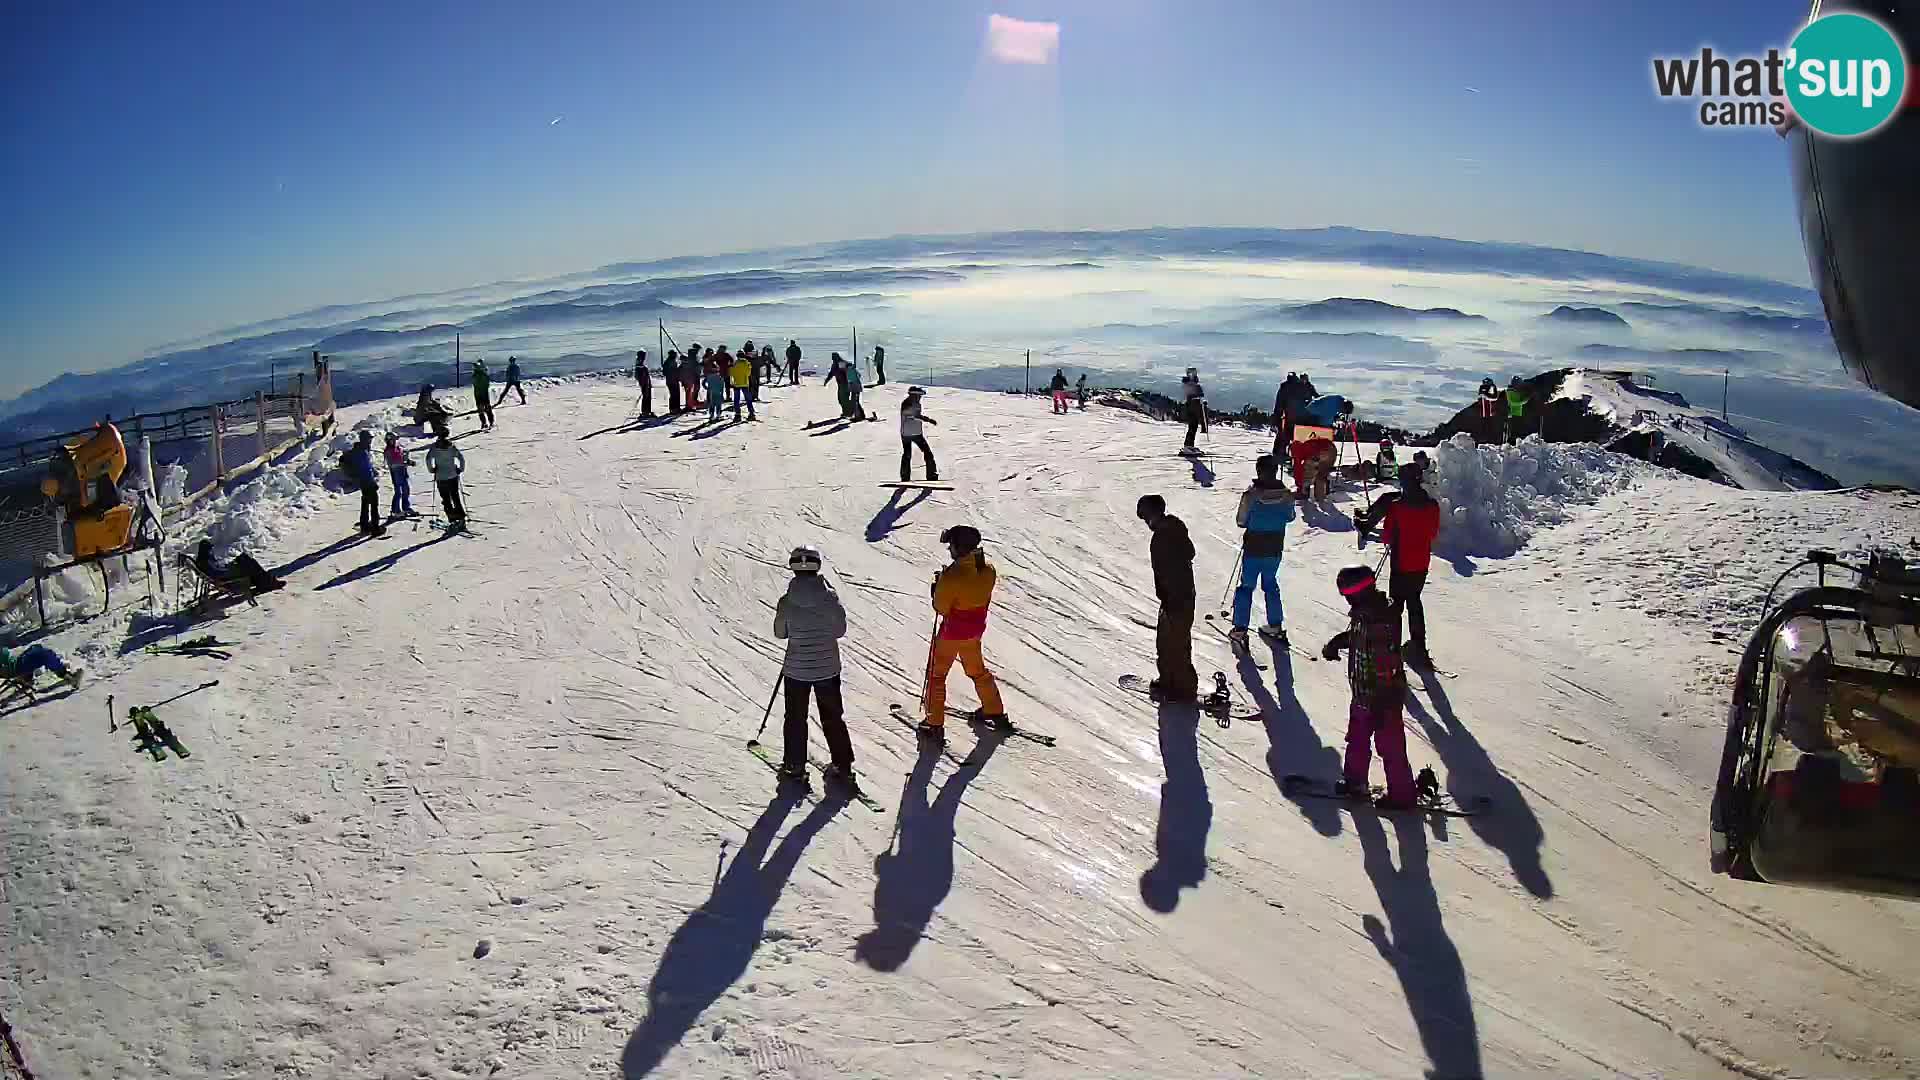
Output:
[424,433,468,530]
[773,546,856,791]
[899,386,938,482]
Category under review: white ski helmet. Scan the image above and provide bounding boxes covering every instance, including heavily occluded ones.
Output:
[788,546,823,573]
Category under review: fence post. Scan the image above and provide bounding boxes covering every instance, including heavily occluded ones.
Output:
[1025,350,1031,396]
[210,405,225,483]
[295,373,307,437]
[256,389,267,448]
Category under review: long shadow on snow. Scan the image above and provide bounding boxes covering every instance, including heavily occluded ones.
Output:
[1245,647,1344,837]
[855,732,1005,972]
[578,415,677,440]
[805,420,856,437]
[268,534,373,579]
[1190,456,1216,488]
[619,792,846,1078]
[689,418,748,440]
[864,488,933,543]
[0,685,80,719]
[1297,499,1355,533]
[314,531,458,591]
[1357,811,1484,1080]
[1140,700,1212,912]
[1405,669,1554,899]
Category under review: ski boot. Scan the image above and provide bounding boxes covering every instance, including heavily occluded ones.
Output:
[819,762,859,792]
[1403,642,1432,671]
[1333,777,1371,801]
[973,711,1015,734]
[1147,680,1196,704]
[916,721,946,747]
[775,763,812,791]
[61,668,84,690]
[1258,624,1288,647]
[1373,792,1417,812]
[1226,626,1251,657]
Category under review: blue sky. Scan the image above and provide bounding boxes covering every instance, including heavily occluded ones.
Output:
[0,1,1818,398]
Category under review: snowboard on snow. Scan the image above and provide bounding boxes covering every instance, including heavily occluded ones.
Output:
[1116,673,1260,724]
[744,740,883,812]
[1281,772,1489,817]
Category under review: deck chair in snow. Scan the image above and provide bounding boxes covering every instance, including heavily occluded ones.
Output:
[175,551,259,617]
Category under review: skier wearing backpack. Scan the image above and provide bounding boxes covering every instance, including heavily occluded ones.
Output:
[1322,564,1414,809]
[899,387,938,482]
[1179,369,1206,453]
[1228,455,1296,653]
[1050,369,1071,414]
[1354,459,1442,669]
[845,357,865,420]
[921,525,1008,744]
[341,431,384,537]
[772,546,858,792]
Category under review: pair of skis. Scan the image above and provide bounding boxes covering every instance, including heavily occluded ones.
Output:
[743,740,884,812]
[886,704,1056,762]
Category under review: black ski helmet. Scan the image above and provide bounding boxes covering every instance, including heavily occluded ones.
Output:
[1135,494,1166,521]
[1336,564,1377,596]
[788,545,823,573]
[1399,461,1425,487]
[939,525,982,553]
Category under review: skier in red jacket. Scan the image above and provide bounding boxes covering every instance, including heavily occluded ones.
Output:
[1353,457,1442,669]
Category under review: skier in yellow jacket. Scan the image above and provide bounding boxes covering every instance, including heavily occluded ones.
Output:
[921,524,1010,744]
[727,351,755,422]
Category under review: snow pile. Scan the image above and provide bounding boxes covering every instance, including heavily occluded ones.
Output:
[157,462,188,507]
[198,465,328,559]
[1428,432,1643,558]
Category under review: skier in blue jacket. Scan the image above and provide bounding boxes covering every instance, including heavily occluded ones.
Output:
[341,431,384,536]
[1228,454,1296,652]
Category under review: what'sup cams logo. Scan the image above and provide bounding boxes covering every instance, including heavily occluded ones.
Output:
[1653,8,1909,137]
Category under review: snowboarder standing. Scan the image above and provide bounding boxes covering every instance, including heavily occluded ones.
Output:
[662,351,681,414]
[383,432,415,520]
[786,340,802,385]
[425,431,468,530]
[342,431,384,537]
[1228,455,1296,653]
[471,359,495,431]
[772,546,858,791]
[922,525,1009,743]
[1050,369,1071,414]
[496,356,527,407]
[1179,369,1206,453]
[871,345,886,385]
[899,386,939,482]
[1,644,83,694]
[1135,494,1199,703]
[1075,373,1088,410]
[1321,565,1415,809]
[1354,458,1442,669]
[635,351,654,417]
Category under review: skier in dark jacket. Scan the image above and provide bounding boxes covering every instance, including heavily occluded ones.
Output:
[871,345,886,386]
[341,431,384,536]
[1136,494,1198,702]
[496,356,527,407]
[634,351,654,417]
[786,340,802,385]
[1274,373,1303,459]
[1050,369,1071,414]
[824,354,852,418]
[663,351,681,414]
[1322,564,1414,808]
[472,359,495,430]
[1354,460,1442,668]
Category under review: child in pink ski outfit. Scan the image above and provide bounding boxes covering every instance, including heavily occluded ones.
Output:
[1321,564,1415,808]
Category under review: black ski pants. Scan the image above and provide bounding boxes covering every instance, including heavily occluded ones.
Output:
[437,478,467,524]
[667,378,681,414]
[358,482,380,530]
[784,675,853,772]
[1156,605,1199,699]
[901,434,937,481]
[1389,570,1428,649]
[640,380,652,416]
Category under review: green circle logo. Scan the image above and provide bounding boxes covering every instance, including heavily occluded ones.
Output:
[1787,12,1908,137]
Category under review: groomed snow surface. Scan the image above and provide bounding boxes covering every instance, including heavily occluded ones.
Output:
[4,376,1918,1080]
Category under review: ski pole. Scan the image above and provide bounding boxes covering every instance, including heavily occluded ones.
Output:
[151,680,219,709]
[1217,539,1246,616]
[746,668,782,748]
[107,693,116,732]
[917,614,942,712]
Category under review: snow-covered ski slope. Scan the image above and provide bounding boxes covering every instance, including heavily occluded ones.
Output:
[4,375,1918,1080]
[1552,369,1836,492]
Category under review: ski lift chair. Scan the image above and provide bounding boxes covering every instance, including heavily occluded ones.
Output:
[1712,551,1920,900]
